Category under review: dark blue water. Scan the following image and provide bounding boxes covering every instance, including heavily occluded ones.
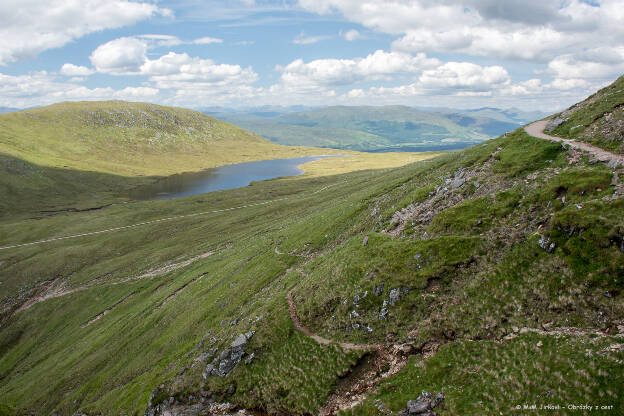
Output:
[129,156,339,200]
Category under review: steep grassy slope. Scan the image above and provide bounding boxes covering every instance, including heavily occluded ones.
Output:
[219,106,491,152]
[1,125,622,415]
[548,75,624,154]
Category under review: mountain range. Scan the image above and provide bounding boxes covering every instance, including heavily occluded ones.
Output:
[214,105,548,152]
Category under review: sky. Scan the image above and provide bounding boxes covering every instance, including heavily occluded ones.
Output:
[1,0,624,111]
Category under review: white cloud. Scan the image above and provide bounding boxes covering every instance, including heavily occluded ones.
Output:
[90,37,148,74]
[298,0,624,64]
[138,34,183,48]
[500,78,543,96]
[418,62,510,92]
[80,36,261,107]
[192,37,223,45]
[60,63,94,76]
[293,0,624,110]
[333,61,510,99]
[142,52,257,88]
[0,0,171,65]
[277,50,440,91]
[0,71,158,108]
[392,26,567,62]
[135,34,224,48]
[342,29,361,41]
[549,78,590,91]
[545,49,624,81]
[293,31,329,45]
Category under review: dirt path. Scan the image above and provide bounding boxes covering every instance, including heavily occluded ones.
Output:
[286,268,410,414]
[285,262,623,415]
[524,120,624,167]
[286,286,379,351]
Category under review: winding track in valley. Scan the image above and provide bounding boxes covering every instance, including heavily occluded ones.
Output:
[524,120,624,167]
[0,199,290,251]
[7,250,218,317]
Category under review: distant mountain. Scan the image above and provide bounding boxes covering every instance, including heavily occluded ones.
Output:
[0,106,20,113]
[216,105,531,152]
[199,105,315,117]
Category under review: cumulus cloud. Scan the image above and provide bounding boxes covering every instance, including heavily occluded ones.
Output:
[333,61,510,98]
[418,62,510,92]
[298,0,624,65]
[90,37,148,74]
[294,0,624,109]
[60,63,94,76]
[142,52,258,88]
[500,78,543,96]
[0,0,171,65]
[88,39,256,86]
[80,36,260,107]
[277,50,440,91]
[392,26,567,62]
[545,49,624,80]
[0,71,158,108]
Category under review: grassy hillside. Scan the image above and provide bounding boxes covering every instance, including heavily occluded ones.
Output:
[548,75,624,154]
[0,101,349,178]
[219,105,493,152]
[0,126,622,415]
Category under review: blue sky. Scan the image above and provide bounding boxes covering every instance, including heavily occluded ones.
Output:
[1,0,623,111]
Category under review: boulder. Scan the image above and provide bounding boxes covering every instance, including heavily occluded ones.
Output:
[205,333,254,378]
[538,235,556,253]
[402,391,445,415]
[389,288,400,305]
[373,284,384,297]
[545,117,567,132]
[406,400,430,414]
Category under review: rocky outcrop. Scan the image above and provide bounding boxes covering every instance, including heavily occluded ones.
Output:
[399,391,445,416]
[545,116,567,132]
[144,390,243,416]
[203,332,253,379]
